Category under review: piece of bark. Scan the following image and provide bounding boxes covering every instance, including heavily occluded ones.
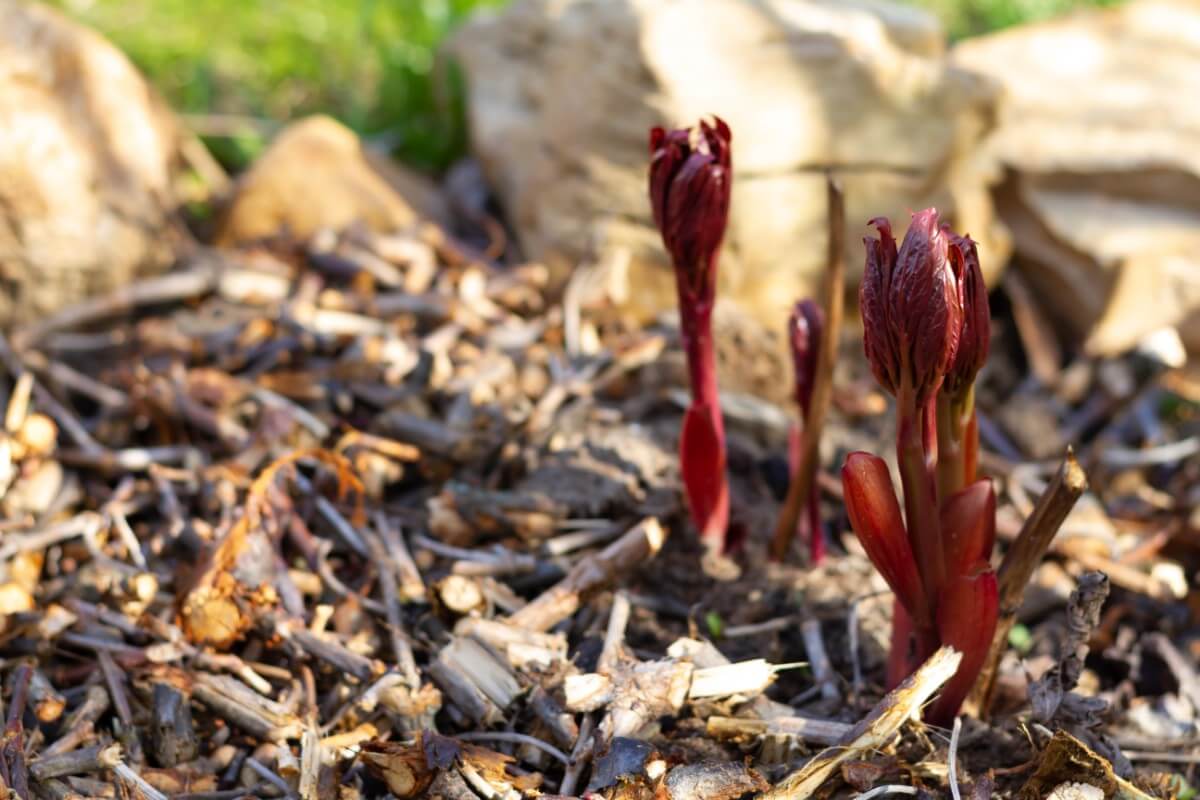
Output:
[661,761,770,800]
[506,517,665,632]
[1019,731,1156,800]
[453,618,567,670]
[27,669,66,724]
[150,683,197,768]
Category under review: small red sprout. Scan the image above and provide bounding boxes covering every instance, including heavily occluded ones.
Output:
[788,299,826,563]
[649,117,733,554]
[842,209,997,725]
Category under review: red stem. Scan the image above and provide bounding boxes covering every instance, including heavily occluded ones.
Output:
[806,472,825,564]
[896,385,943,638]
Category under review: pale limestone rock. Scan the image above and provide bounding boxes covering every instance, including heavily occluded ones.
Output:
[0,1,184,327]
[448,0,1004,334]
[955,0,1200,355]
[216,115,452,246]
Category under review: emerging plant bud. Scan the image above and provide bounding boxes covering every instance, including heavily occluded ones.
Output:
[860,210,963,407]
[943,233,990,398]
[649,117,734,556]
[789,299,825,416]
[649,117,732,302]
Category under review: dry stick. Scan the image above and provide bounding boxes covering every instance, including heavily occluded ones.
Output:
[368,514,420,688]
[507,517,665,632]
[11,263,221,351]
[29,744,122,781]
[763,647,962,800]
[966,449,1087,717]
[558,714,595,797]
[0,332,102,454]
[800,617,840,704]
[770,177,845,560]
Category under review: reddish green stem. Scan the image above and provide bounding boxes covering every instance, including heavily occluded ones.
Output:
[896,385,944,634]
[936,386,975,501]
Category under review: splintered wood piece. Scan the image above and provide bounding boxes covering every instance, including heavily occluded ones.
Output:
[453,618,567,669]
[706,715,852,747]
[428,637,520,726]
[441,637,521,710]
[688,660,777,700]
[598,659,693,742]
[506,517,665,632]
[763,646,962,799]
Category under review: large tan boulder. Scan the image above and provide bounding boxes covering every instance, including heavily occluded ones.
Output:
[216,116,451,245]
[448,0,1005,329]
[0,1,185,327]
[954,0,1200,356]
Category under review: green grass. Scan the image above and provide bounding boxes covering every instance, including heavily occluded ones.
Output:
[904,0,1125,39]
[50,0,506,172]
[51,0,1119,173]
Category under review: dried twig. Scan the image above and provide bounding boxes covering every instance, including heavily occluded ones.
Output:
[968,449,1087,716]
[770,177,844,561]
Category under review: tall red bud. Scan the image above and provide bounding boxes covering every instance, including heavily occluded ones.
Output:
[649,117,733,554]
[789,300,824,416]
[649,118,732,308]
[789,299,826,562]
[847,210,998,722]
[861,211,963,410]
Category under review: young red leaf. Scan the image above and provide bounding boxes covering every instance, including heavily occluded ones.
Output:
[927,567,999,725]
[940,479,996,580]
[680,403,729,548]
[842,452,927,624]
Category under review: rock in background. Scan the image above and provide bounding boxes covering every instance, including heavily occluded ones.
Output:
[216,115,454,246]
[447,0,1007,333]
[0,1,187,327]
[955,0,1200,356]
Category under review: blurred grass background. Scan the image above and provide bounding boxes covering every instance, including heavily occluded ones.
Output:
[50,0,1121,173]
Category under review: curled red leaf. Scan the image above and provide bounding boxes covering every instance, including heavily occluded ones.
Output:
[842,452,927,624]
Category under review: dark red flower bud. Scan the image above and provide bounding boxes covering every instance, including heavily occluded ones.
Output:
[940,479,996,580]
[649,117,732,302]
[943,233,990,398]
[789,299,825,416]
[860,210,963,407]
[928,567,999,725]
[842,452,927,625]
